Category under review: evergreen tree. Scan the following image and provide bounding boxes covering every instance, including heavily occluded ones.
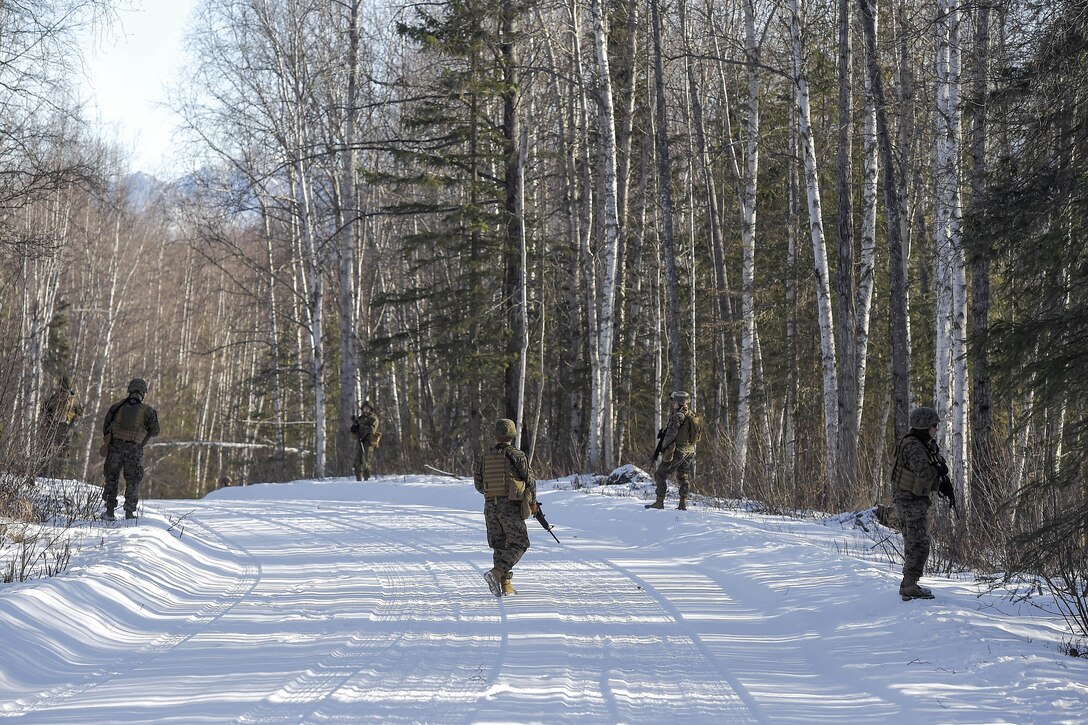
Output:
[387,0,527,451]
[977,0,1088,580]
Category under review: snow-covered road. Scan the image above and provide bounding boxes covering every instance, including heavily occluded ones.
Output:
[1,475,1085,723]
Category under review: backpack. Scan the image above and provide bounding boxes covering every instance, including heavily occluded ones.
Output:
[683,410,704,446]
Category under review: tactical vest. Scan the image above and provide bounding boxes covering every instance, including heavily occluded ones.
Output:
[482,447,513,498]
[891,435,937,497]
[482,446,530,502]
[111,400,149,443]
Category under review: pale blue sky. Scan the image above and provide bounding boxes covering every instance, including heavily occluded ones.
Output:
[80,1,197,176]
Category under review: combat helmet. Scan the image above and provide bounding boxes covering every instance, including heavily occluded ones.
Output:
[127,378,148,395]
[669,391,690,403]
[493,418,517,440]
[909,406,939,430]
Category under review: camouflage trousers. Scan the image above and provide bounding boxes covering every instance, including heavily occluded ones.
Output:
[484,498,530,577]
[103,440,145,515]
[894,489,932,583]
[353,444,375,480]
[42,426,76,478]
[654,449,695,500]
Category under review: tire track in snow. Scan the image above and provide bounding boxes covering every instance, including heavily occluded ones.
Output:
[219,499,506,724]
[361,499,760,722]
[1,506,261,720]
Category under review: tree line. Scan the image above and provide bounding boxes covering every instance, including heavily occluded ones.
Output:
[2,0,1085,605]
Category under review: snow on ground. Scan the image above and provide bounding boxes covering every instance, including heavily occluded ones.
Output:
[1,473,1086,723]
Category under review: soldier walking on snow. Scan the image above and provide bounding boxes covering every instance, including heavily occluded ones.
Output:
[101,378,160,520]
[646,391,701,511]
[474,418,537,597]
[890,406,955,601]
[350,400,380,481]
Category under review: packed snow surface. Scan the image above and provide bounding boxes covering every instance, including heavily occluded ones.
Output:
[1,474,1085,723]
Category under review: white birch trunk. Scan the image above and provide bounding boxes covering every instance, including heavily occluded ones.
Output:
[293,157,326,479]
[856,6,879,434]
[947,1,969,503]
[515,101,531,450]
[935,0,967,498]
[588,0,621,471]
[734,0,760,485]
[791,0,839,492]
[335,0,361,476]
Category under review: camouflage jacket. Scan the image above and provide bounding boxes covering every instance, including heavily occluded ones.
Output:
[41,389,82,428]
[351,412,379,447]
[660,405,696,455]
[892,432,940,497]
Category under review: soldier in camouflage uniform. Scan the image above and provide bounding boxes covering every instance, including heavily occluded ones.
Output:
[350,400,380,481]
[890,406,952,600]
[647,391,700,511]
[39,374,83,478]
[101,378,160,520]
[474,418,536,597]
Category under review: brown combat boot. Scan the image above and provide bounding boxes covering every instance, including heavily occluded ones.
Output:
[644,498,665,509]
[484,566,504,597]
[677,496,687,511]
[502,573,517,596]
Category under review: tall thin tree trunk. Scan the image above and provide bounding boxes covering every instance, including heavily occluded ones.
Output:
[859,0,912,437]
[588,0,622,471]
[650,0,685,392]
[502,0,525,431]
[835,0,858,499]
[335,0,362,476]
[734,0,761,485]
[968,0,994,515]
[856,4,879,438]
[935,0,968,498]
[791,0,839,497]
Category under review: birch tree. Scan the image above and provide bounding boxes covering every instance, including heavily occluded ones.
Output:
[332,0,362,475]
[587,0,621,471]
[733,0,761,485]
[650,0,686,392]
[855,3,879,437]
[858,0,912,437]
[790,0,839,495]
[934,0,968,497]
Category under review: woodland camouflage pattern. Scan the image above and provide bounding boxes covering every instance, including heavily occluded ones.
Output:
[474,442,535,582]
[891,428,942,591]
[351,408,379,480]
[102,390,160,516]
[894,489,932,585]
[654,404,696,503]
[39,381,82,478]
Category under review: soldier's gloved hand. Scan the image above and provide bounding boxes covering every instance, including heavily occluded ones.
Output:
[934,459,950,478]
[530,501,540,516]
[938,477,956,506]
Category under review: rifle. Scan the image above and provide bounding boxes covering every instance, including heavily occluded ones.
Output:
[934,453,960,519]
[533,503,561,543]
[649,426,667,469]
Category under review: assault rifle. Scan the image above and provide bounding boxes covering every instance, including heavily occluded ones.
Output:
[649,426,667,469]
[533,503,561,543]
[934,454,959,519]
